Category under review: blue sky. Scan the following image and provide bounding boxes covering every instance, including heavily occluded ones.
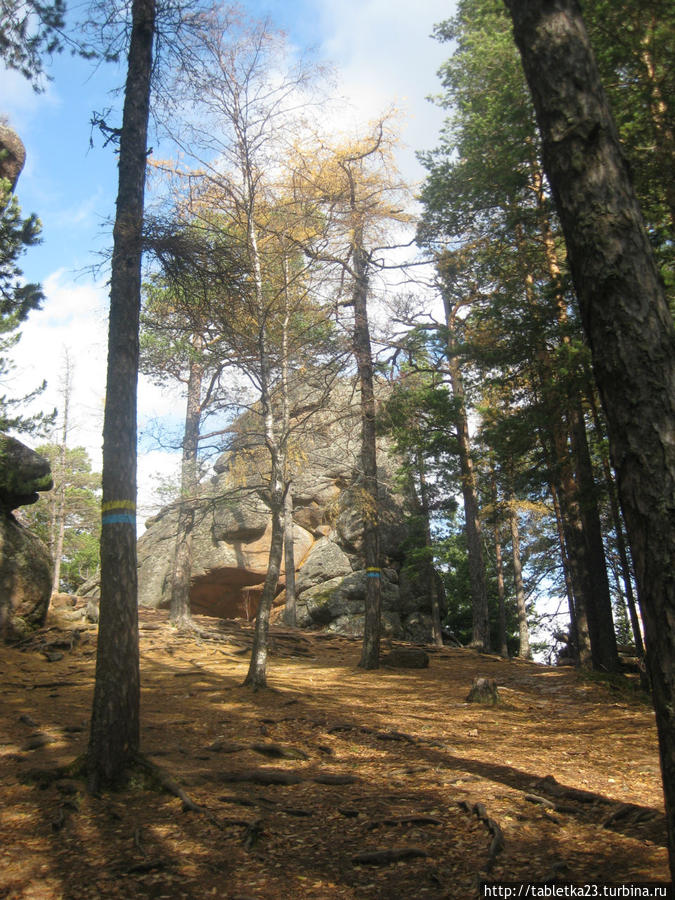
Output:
[2,0,455,519]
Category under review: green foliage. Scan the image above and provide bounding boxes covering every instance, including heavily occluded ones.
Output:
[583,0,675,306]
[21,444,101,592]
[0,0,66,90]
[0,182,54,434]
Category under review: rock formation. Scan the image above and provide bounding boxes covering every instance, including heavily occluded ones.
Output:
[0,434,54,640]
[138,384,439,641]
[0,124,26,199]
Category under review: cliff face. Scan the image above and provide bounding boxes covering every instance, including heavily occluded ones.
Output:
[137,385,437,641]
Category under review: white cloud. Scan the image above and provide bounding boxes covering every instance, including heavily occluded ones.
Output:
[8,271,107,462]
[0,67,61,138]
[315,0,451,182]
[137,449,181,531]
[6,2,456,522]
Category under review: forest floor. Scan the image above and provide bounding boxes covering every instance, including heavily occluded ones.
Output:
[0,603,671,899]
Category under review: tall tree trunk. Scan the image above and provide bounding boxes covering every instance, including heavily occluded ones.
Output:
[444,299,489,650]
[532,157,617,671]
[508,493,531,659]
[88,0,155,792]
[170,352,203,628]
[244,496,284,688]
[243,359,285,688]
[282,485,297,627]
[504,0,675,875]
[639,31,675,233]
[549,478,579,660]
[588,387,645,659]
[51,355,71,594]
[494,529,508,658]
[280,263,297,629]
[417,453,442,647]
[352,237,381,670]
[534,365,594,667]
[243,218,286,689]
[569,401,618,671]
[550,423,593,667]
[488,465,509,657]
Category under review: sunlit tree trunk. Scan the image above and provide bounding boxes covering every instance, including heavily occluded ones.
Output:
[352,235,381,670]
[281,261,297,628]
[417,454,442,647]
[282,487,297,627]
[548,478,579,659]
[443,298,489,651]
[170,348,203,628]
[490,468,509,658]
[508,493,530,659]
[51,352,72,594]
[244,222,286,688]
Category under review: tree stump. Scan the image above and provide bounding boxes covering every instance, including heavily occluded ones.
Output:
[465,677,500,705]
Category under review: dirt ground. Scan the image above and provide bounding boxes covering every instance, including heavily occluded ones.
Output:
[0,604,671,899]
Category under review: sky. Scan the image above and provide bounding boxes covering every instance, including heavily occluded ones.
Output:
[2,0,456,523]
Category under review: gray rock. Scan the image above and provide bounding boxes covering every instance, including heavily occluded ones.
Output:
[212,495,269,542]
[0,435,53,641]
[323,611,405,639]
[136,380,432,625]
[0,513,52,640]
[0,124,26,196]
[0,433,53,511]
[294,538,352,594]
[296,569,401,635]
[402,612,435,644]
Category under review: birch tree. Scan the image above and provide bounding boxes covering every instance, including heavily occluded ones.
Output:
[157,12,340,685]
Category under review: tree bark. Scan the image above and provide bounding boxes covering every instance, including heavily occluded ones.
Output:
[242,211,286,688]
[170,351,203,628]
[568,401,619,671]
[540,391,593,667]
[282,485,297,627]
[244,497,284,689]
[281,266,297,629]
[444,301,490,651]
[548,478,579,659]
[51,354,71,594]
[504,0,675,875]
[588,387,645,659]
[353,237,381,670]
[87,0,155,792]
[417,453,443,647]
[489,466,509,658]
[508,495,531,659]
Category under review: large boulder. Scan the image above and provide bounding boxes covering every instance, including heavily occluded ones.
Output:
[0,515,52,639]
[0,434,53,640]
[0,124,26,197]
[137,381,435,639]
[294,537,353,594]
[0,434,53,510]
